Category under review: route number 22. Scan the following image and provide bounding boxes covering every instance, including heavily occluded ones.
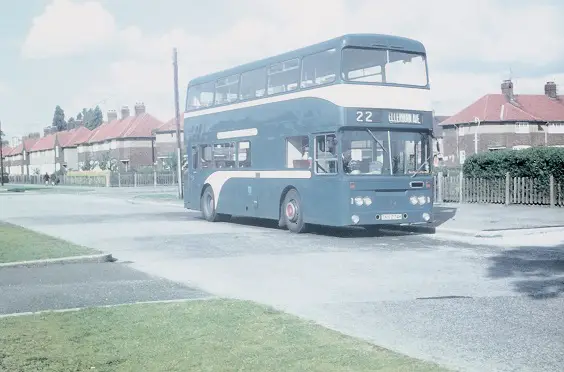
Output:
[356,111,373,123]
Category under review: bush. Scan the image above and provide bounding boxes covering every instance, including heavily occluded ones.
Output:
[462,147,564,183]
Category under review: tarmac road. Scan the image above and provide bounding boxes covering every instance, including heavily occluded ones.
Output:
[1,191,563,372]
[0,261,211,316]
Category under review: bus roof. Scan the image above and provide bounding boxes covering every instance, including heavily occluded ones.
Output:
[188,33,426,86]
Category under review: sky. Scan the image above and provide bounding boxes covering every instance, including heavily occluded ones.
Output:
[1,0,563,140]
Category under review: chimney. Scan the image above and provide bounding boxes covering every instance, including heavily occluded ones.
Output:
[107,110,118,122]
[134,102,146,116]
[544,81,557,99]
[120,106,130,120]
[501,79,514,100]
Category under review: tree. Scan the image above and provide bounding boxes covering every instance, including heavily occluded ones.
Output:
[77,112,83,121]
[97,151,118,172]
[52,105,67,132]
[0,129,7,147]
[92,106,104,128]
[67,117,76,129]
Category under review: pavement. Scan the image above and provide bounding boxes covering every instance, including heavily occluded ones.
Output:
[0,261,212,316]
[1,190,563,372]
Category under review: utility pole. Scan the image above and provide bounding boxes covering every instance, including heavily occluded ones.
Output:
[0,120,4,186]
[172,48,183,199]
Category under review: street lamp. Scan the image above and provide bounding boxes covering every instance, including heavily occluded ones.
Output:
[473,116,481,154]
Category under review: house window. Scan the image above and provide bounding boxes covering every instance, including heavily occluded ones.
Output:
[121,160,130,172]
[548,123,564,133]
[515,122,530,134]
[512,145,531,150]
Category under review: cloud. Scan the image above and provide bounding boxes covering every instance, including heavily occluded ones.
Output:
[65,0,564,121]
[21,0,116,59]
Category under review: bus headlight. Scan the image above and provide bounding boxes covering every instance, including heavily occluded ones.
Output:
[409,195,418,205]
[363,197,372,206]
[427,196,431,204]
[354,197,363,206]
[418,196,426,205]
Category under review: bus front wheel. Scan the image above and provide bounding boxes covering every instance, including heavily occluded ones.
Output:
[282,189,307,233]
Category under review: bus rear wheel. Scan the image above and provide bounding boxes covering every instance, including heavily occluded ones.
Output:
[201,186,230,222]
[282,189,307,233]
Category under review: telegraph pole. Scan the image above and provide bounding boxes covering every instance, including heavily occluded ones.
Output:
[0,120,4,186]
[172,48,183,199]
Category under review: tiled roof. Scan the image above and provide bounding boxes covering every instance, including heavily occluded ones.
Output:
[1,146,12,157]
[59,126,92,148]
[8,138,39,156]
[30,132,57,152]
[440,93,564,126]
[155,117,182,133]
[87,113,164,143]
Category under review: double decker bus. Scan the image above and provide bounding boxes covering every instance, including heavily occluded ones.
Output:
[184,33,434,233]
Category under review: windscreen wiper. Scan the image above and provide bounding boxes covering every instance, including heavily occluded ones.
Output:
[366,129,388,155]
[410,153,433,178]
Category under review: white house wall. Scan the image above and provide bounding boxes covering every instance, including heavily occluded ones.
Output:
[63,147,79,170]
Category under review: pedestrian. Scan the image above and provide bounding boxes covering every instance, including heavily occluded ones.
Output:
[43,172,50,185]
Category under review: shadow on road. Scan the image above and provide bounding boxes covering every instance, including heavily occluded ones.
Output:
[223,216,416,238]
[431,205,458,227]
[487,245,564,299]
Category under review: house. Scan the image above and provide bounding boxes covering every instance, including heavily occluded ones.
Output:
[1,145,12,174]
[76,103,164,171]
[439,80,564,165]
[57,126,93,170]
[4,137,39,175]
[432,115,449,166]
[154,117,184,168]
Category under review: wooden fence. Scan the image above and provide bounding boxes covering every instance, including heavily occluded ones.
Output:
[435,172,564,207]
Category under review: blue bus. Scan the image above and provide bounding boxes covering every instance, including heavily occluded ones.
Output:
[183,33,435,233]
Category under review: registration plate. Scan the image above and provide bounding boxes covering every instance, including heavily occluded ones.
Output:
[380,213,403,221]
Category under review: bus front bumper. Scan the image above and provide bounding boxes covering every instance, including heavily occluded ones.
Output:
[346,208,433,226]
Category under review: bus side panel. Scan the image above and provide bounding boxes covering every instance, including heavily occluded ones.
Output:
[300,178,345,226]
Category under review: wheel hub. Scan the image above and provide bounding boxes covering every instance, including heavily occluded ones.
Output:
[286,201,298,222]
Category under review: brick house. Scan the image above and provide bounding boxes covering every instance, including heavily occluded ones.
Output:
[4,138,39,175]
[58,126,93,170]
[440,80,564,166]
[154,117,184,168]
[76,103,164,171]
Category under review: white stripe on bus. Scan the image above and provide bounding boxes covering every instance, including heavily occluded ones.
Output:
[217,128,258,139]
[185,84,431,118]
[204,170,312,208]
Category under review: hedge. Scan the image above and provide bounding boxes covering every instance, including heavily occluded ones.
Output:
[462,147,564,183]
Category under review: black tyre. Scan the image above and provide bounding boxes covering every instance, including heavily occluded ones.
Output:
[201,186,231,222]
[282,189,307,233]
[201,186,219,222]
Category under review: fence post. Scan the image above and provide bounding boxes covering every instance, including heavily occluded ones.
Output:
[118,173,121,187]
[458,169,464,204]
[505,172,511,206]
[550,174,555,207]
[134,173,138,187]
[154,171,157,187]
[105,173,110,187]
[437,172,444,203]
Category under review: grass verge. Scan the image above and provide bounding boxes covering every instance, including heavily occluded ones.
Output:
[0,299,449,372]
[0,222,98,263]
